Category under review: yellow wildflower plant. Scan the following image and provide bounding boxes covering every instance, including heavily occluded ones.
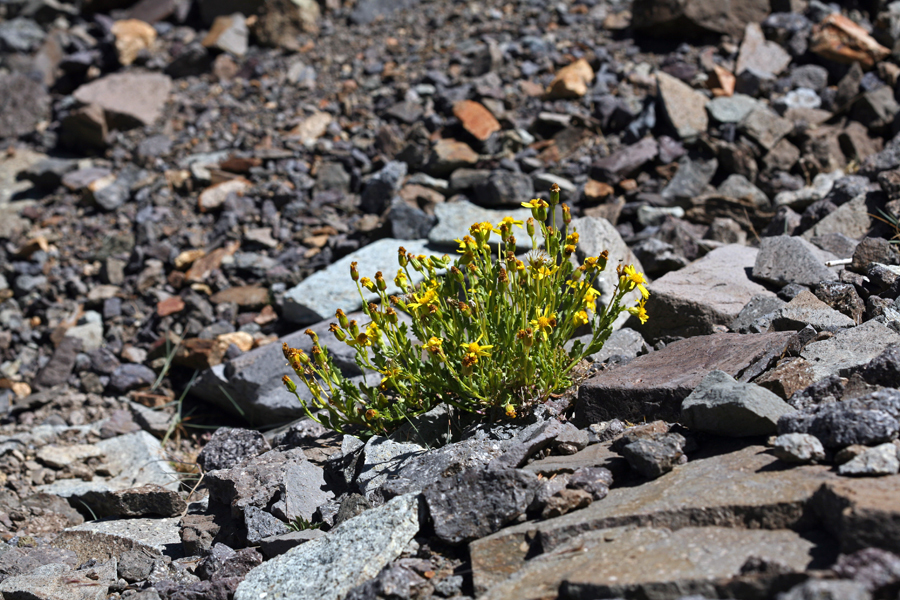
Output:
[281,183,650,437]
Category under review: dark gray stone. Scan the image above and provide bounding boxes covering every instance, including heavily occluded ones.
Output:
[661,156,717,202]
[33,336,83,389]
[109,363,157,394]
[0,73,51,139]
[620,434,685,479]
[349,0,419,25]
[423,466,540,545]
[197,427,270,472]
[590,137,658,183]
[778,390,900,449]
[779,579,872,600]
[244,506,290,545]
[753,236,838,287]
[832,547,900,593]
[731,295,787,334]
[360,161,407,214]
[387,197,437,239]
[473,170,534,207]
[681,370,795,436]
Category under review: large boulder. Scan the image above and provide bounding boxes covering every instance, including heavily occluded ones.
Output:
[632,0,769,40]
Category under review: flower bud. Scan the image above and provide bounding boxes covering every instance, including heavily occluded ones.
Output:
[375,271,386,291]
[562,204,571,225]
[336,308,349,329]
[282,375,297,393]
[350,261,359,281]
[304,329,319,344]
[398,246,408,267]
[349,320,360,337]
[385,307,398,325]
[549,183,560,206]
[526,217,535,238]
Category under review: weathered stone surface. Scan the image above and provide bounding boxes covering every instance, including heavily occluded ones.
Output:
[801,321,900,381]
[731,295,786,333]
[632,0,769,40]
[73,72,172,127]
[736,23,792,79]
[37,431,180,501]
[778,390,900,449]
[681,370,794,437]
[838,444,900,477]
[355,436,425,496]
[640,244,776,343]
[772,433,826,464]
[656,71,709,141]
[197,427,270,472]
[0,73,51,139]
[282,239,433,324]
[753,236,838,288]
[205,448,332,521]
[576,332,792,426]
[769,290,856,331]
[755,357,817,400]
[780,579,873,600]
[427,200,534,250]
[814,475,900,553]
[802,194,875,241]
[470,443,837,593]
[589,137,658,184]
[258,529,326,559]
[81,484,187,518]
[0,560,117,600]
[235,493,419,600]
[52,517,182,563]
[620,435,685,479]
[480,526,829,600]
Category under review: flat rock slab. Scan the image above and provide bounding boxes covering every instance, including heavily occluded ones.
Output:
[73,72,172,126]
[0,559,117,600]
[575,332,793,426]
[428,200,535,250]
[813,475,900,554]
[801,320,900,381]
[470,443,837,592]
[480,526,831,600]
[37,431,180,501]
[641,244,775,343]
[235,493,419,600]
[52,517,182,563]
[282,238,434,324]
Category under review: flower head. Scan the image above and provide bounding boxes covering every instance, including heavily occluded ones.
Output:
[623,265,650,299]
[529,307,557,341]
[460,338,493,365]
[628,297,649,324]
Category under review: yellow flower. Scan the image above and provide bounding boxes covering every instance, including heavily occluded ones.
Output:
[529,307,557,341]
[359,277,375,292]
[460,338,493,365]
[365,322,381,343]
[572,310,589,327]
[521,198,548,210]
[530,264,556,281]
[496,216,524,232]
[394,269,409,290]
[623,265,650,299]
[505,404,517,418]
[407,282,438,311]
[583,286,600,311]
[469,221,495,240]
[424,336,443,355]
[628,297,649,324]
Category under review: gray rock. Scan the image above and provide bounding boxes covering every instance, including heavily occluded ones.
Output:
[473,170,534,207]
[356,436,425,496]
[778,389,900,449]
[657,71,709,141]
[37,431,180,500]
[52,517,182,563]
[360,161,407,214]
[802,193,875,242]
[801,320,900,381]
[620,434,685,478]
[427,200,534,250]
[753,236,838,288]
[731,295,787,333]
[245,506,290,545]
[73,72,173,128]
[259,529,326,559]
[740,106,793,150]
[0,17,45,52]
[590,137,658,183]
[852,86,900,132]
[661,156,717,202]
[810,233,860,259]
[707,94,760,124]
[769,290,856,331]
[33,336,83,389]
[109,364,158,395]
[718,173,769,208]
[641,244,776,343]
[576,332,793,426]
[349,0,419,24]
[0,73,51,139]
[387,198,437,239]
[838,443,900,477]
[0,560,116,600]
[282,238,433,324]
[65,311,104,352]
[791,65,829,92]
[206,13,248,56]
[832,547,900,592]
[631,238,690,278]
[631,0,768,39]
[205,448,332,522]
[774,170,844,210]
[772,433,826,464]
[197,427,270,472]
[80,484,187,518]
[235,493,420,600]
[117,550,156,583]
[480,526,825,600]
[779,579,872,600]
[681,370,794,437]
[581,327,647,364]
[736,23,792,80]
[423,465,540,545]
[0,546,79,582]
[470,444,837,594]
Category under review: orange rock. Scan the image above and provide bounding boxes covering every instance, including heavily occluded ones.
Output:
[453,100,501,141]
[546,58,594,99]
[520,80,545,97]
[185,241,240,283]
[584,180,615,201]
[217,331,254,352]
[620,179,638,192]
[810,13,890,69]
[157,296,185,317]
[708,64,736,97]
[289,111,333,146]
[209,285,270,307]
[111,19,156,66]
[254,304,278,325]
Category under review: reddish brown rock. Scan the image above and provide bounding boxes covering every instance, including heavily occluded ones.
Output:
[814,475,900,554]
[754,358,817,400]
[210,286,269,308]
[453,100,501,142]
[811,13,890,69]
[185,241,240,283]
[111,19,156,66]
[546,58,594,99]
[575,332,793,426]
[156,296,185,317]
